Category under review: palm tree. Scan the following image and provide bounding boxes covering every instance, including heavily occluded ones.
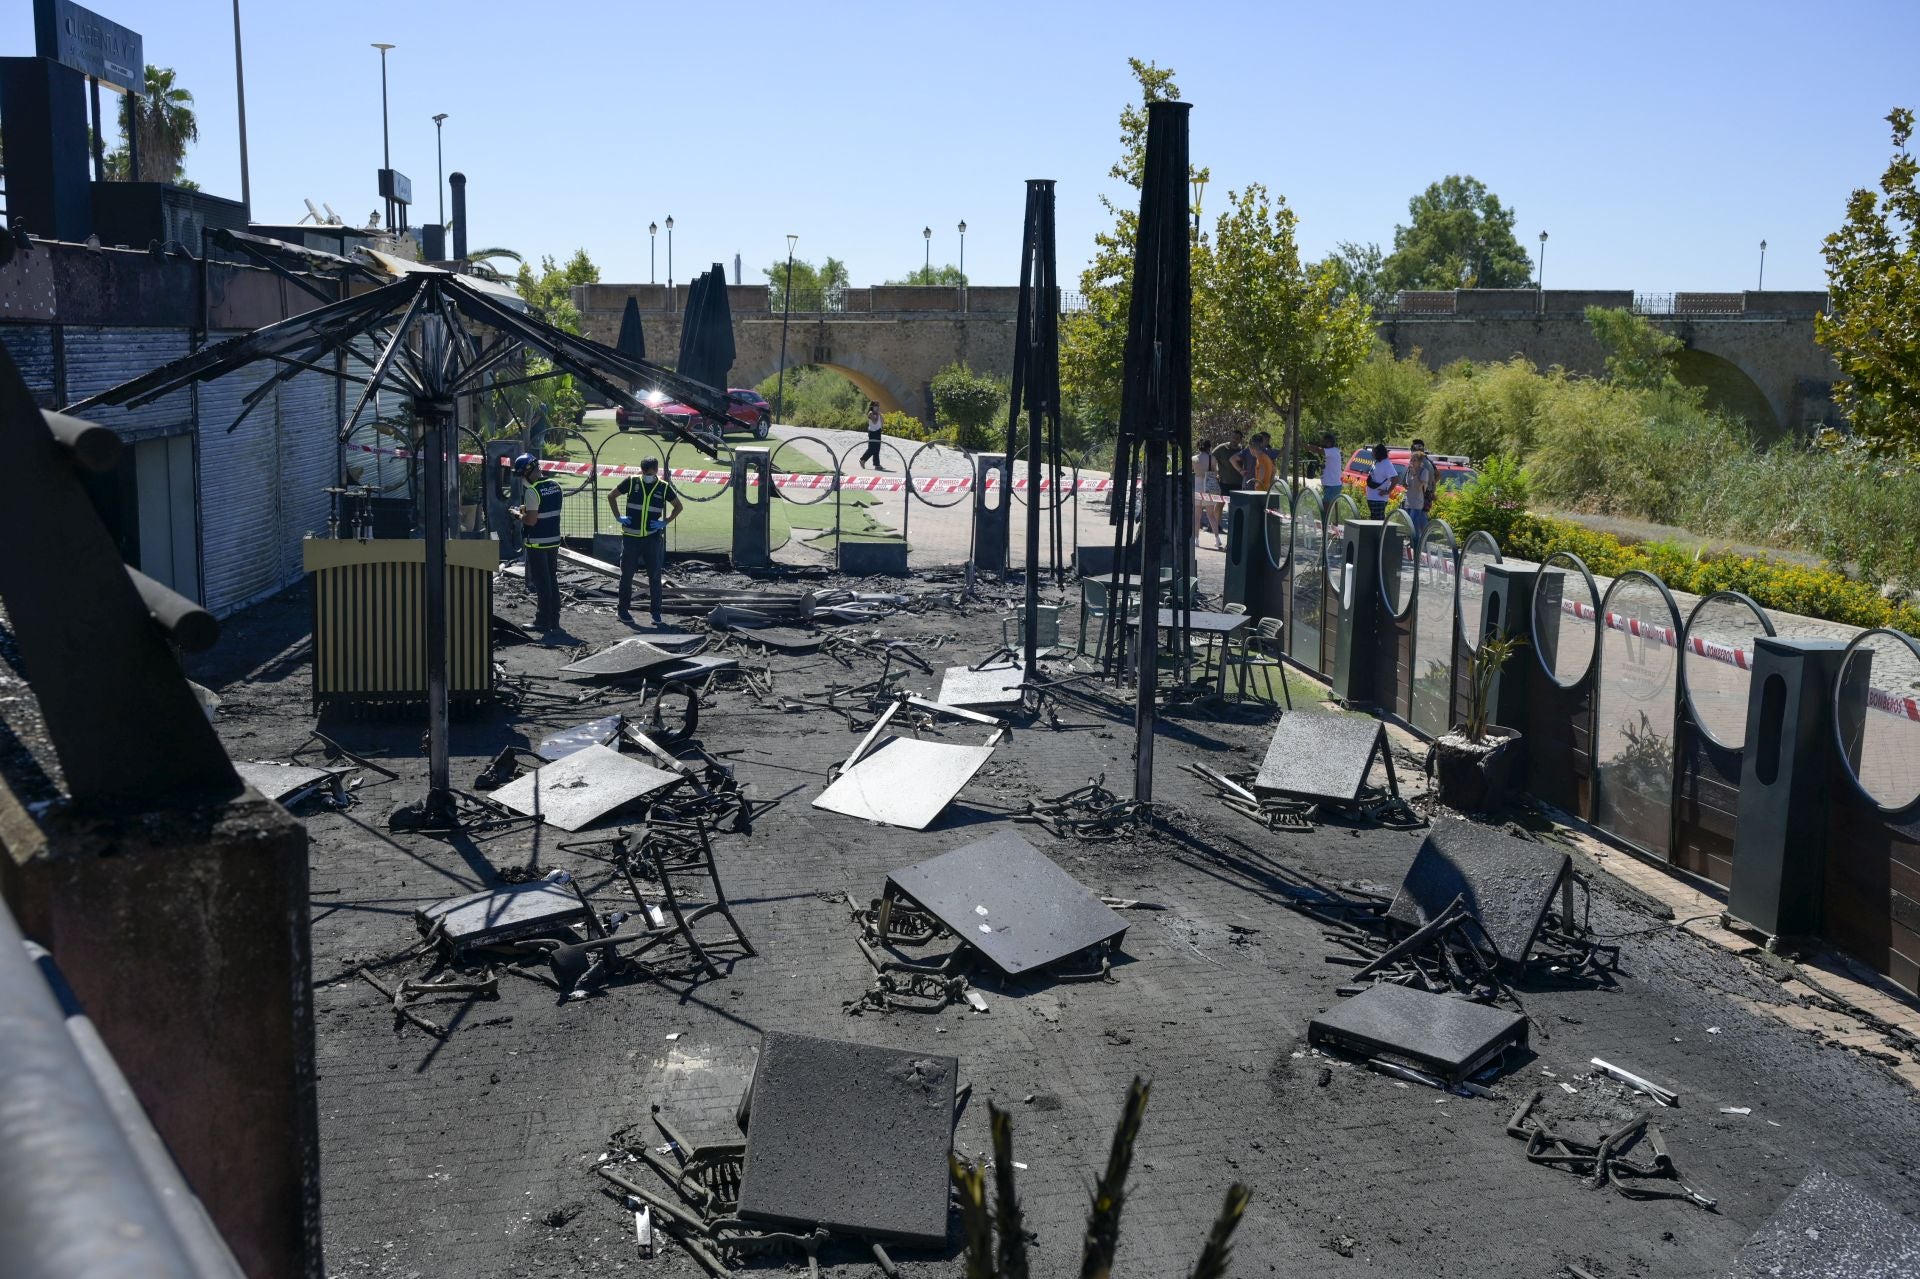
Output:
[107,65,199,184]
[459,246,524,283]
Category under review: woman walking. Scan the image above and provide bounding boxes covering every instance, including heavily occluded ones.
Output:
[1192,438,1224,549]
[860,402,885,469]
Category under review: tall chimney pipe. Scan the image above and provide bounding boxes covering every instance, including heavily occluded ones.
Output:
[449,172,467,260]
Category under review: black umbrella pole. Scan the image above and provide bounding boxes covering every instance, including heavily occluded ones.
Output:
[420,401,453,817]
[1024,401,1041,677]
[1134,437,1167,802]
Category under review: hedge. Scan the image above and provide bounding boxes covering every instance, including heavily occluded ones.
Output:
[1500,512,1920,637]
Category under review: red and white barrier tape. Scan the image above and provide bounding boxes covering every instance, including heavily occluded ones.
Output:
[344,442,1113,494]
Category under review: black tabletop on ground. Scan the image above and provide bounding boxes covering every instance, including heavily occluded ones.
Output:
[1130,608,1249,635]
[1085,573,1168,590]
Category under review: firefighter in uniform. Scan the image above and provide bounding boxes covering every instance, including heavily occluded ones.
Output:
[510,454,565,634]
[607,457,683,627]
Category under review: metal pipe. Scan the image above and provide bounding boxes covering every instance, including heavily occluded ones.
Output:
[449,173,467,260]
[126,567,220,652]
[44,410,123,472]
[234,0,251,217]
[0,898,243,1279]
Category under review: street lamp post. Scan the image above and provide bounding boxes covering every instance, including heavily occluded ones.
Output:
[234,0,251,218]
[1537,230,1549,313]
[1190,173,1208,233]
[372,43,395,231]
[432,112,448,228]
[775,233,798,429]
[665,215,674,288]
[1758,239,1767,292]
[958,220,967,281]
[649,222,657,284]
[923,225,931,279]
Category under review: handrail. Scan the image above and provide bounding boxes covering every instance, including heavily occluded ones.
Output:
[0,895,244,1278]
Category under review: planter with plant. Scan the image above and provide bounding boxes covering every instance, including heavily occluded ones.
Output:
[1433,632,1526,813]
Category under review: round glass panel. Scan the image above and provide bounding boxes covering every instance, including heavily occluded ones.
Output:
[1380,508,1417,618]
[1834,629,1920,813]
[1682,592,1774,750]
[1458,530,1500,654]
[1531,551,1599,688]
[1410,520,1460,737]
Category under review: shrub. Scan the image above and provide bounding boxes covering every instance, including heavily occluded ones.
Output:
[880,410,944,444]
[1418,356,1552,460]
[1528,380,1740,524]
[931,361,1007,451]
[1433,453,1532,545]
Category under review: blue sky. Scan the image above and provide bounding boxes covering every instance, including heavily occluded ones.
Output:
[11,0,1916,293]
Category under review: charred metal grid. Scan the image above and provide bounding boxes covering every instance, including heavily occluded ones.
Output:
[736,1032,956,1247]
[1385,819,1570,965]
[884,829,1127,975]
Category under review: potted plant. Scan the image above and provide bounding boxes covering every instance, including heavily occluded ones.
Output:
[1433,633,1526,812]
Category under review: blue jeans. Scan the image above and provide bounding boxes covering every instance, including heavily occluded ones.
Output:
[618,533,666,619]
[1409,508,1429,541]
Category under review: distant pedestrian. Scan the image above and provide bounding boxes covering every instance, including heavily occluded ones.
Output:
[510,454,565,636]
[1319,432,1345,518]
[1365,442,1398,521]
[1402,438,1439,540]
[1212,429,1246,493]
[1192,439,1224,549]
[861,402,884,469]
[608,457,683,627]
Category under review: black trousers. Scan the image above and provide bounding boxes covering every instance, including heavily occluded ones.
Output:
[526,545,560,630]
[618,533,666,619]
[860,434,882,468]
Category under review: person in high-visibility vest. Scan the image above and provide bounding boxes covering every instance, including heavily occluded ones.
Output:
[510,454,565,635]
[606,457,684,627]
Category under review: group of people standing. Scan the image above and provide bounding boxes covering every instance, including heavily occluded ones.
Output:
[1193,431,1441,550]
[1191,429,1279,547]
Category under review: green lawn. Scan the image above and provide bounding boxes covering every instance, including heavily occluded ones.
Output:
[556,415,897,554]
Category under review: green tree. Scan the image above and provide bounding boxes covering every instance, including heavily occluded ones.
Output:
[105,65,198,184]
[930,361,1006,450]
[1585,305,1686,392]
[513,249,599,333]
[1309,343,1433,447]
[1060,58,1206,432]
[1817,107,1920,454]
[1193,183,1374,479]
[887,264,968,286]
[765,256,849,311]
[494,248,602,437]
[1380,175,1533,292]
[460,247,525,282]
[1322,240,1389,310]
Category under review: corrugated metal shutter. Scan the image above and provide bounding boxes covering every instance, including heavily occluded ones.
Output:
[276,366,337,583]
[341,335,412,495]
[62,327,192,441]
[0,324,58,406]
[197,331,283,615]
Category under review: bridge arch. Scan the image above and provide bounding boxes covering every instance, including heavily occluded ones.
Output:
[732,353,918,419]
[1669,347,1782,441]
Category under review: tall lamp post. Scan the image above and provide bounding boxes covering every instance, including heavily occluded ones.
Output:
[665,215,674,288]
[234,0,251,218]
[649,222,657,284]
[923,225,931,278]
[775,233,798,428]
[957,219,967,280]
[1537,230,1549,313]
[372,43,395,231]
[1190,173,1207,233]
[1758,239,1767,291]
[432,112,448,228]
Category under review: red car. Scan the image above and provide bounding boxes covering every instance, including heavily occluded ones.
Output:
[616,388,772,439]
[1342,446,1477,499]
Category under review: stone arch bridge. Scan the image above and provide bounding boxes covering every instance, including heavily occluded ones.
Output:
[575,284,1838,438]
[572,283,1021,422]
